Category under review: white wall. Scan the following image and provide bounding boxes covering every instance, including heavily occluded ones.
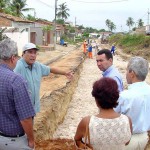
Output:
[4,31,29,56]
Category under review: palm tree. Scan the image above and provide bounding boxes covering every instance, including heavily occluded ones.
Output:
[109,22,116,32]
[137,19,144,28]
[126,17,134,31]
[105,19,111,31]
[57,2,70,21]
[26,14,36,21]
[10,0,34,18]
[0,0,10,13]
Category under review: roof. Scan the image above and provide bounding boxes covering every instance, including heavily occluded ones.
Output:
[35,19,53,25]
[0,13,34,23]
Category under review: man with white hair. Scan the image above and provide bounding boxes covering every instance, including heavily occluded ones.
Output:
[14,43,73,114]
[115,56,150,150]
[0,39,35,149]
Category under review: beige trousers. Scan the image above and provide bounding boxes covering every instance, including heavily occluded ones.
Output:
[124,132,149,150]
[0,135,34,150]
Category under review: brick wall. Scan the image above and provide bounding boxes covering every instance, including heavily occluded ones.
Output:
[0,17,12,27]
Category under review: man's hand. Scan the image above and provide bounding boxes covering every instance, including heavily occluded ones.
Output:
[28,139,35,149]
[65,71,74,80]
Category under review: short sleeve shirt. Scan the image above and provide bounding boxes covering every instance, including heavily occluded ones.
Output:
[14,58,50,113]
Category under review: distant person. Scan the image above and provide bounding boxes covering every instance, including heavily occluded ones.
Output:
[114,57,150,150]
[14,43,73,114]
[74,77,132,150]
[95,43,99,56]
[111,43,116,56]
[0,39,35,149]
[83,40,87,54]
[96,49,123,92]
[88,44,93,59]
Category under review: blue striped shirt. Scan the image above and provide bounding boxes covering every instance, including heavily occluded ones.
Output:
[0,64,35,136]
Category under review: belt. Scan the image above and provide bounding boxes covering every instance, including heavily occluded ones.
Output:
[0,132,25,138]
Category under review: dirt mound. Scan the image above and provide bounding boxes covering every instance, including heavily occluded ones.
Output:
[35,139,76,150]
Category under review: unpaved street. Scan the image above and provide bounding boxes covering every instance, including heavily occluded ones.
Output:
[53,47,131,139]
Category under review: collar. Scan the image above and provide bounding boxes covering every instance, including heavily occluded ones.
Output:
[128,81,145,89]
[20,58,35,69]
[102,65,113,76]
[0,63,13,71]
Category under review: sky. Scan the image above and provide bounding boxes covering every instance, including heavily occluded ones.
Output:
[25,0,150,32]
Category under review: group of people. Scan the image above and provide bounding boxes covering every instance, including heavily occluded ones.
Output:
[0,39,73,149]
[75,49,150,150]
[0,38,150,150]
[83,40,99,59]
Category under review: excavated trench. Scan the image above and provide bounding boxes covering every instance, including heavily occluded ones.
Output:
[34,46,85,143]
[34,44,150,150]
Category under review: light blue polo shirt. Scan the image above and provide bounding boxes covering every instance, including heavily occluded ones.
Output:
[14,58,50,113]
[102,65,123,92]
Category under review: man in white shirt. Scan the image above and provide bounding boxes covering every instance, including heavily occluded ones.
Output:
[114,56,150,150]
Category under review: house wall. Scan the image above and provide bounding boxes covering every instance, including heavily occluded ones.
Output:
[30,27,43,45]
[0,17,12,27]
[4,31,28,56]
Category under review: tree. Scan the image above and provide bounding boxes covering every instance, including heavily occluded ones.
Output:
[109,22,116,32]
[10,0,34,18]
[0,0,11,13]
[26,14,36,21]
[57,2,70,21]
[56,19,65,24]
[126,17,134,31]
[137,19,144,28]
[105,19,111,31]
[78,25,85,30]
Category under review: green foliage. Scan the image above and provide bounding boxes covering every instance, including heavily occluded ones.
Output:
[82,32,89,38]
[105,19,116,32]
[42,25,52,32]
[126,17,134,31]
[119,34,145,47]
[66,25,75,33]
[57,2,70,21]
[56,19,65,24]
[109,33,150,54]
[26,14,36,21]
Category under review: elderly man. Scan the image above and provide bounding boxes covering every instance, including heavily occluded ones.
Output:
[0,39,35,149]
[96,49,123,92]
[115,56,150,150]
[14,43,73,114]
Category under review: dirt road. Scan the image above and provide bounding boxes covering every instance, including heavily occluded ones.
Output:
[53,46,129,139]
[36,44,150,149]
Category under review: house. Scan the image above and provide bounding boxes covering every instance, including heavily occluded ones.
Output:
[0,12,36,55]
[0,13,66,54]
[35,19,65,44]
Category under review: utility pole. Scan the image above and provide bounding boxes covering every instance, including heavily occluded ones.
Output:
[54,0,57,50]
[148,8,150,25]
[75,17,77,37]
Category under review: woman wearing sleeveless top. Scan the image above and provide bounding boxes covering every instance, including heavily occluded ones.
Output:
[74,77,132,150]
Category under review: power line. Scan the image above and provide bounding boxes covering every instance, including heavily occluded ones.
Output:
[69,0,128,3]
[36,0,54,9]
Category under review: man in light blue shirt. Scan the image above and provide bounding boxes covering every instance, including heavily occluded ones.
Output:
[14,43,73,113]
[96,49,123,92]
[114,56,150,150]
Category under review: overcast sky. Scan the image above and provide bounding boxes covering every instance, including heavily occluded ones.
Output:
[26,0,149,32]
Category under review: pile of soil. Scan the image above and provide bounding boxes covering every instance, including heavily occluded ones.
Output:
[35,139,76,150]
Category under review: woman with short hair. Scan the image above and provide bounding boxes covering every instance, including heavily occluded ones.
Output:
[74,77,132,150]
